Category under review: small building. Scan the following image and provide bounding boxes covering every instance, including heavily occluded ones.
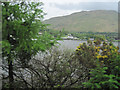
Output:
[89,38,94,41]
[61,34,79,40]
[38,32,42,35]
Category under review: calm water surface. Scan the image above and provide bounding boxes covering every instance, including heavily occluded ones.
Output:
[57,40,119,50]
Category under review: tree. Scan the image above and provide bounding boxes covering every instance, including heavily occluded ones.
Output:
[2,1,56,88]
[9,47,88,88]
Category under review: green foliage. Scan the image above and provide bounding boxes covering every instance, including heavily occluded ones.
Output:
[80,40,120,89]
[43,28,67,40]
[71,32,117,41]
[83,65,120,89]
[2,40,11,55]
[107,53,120,78]
[2,1,58,88]
[2,1,56,61]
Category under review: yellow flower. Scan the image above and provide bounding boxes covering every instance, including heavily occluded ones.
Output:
[111,50,114,53]
[107,52,110,55]
[101,61,104,63]
[95,52,98,55]
[96,55,101,59]
[95,46,97,49]
[76,48,81,51]
[104,49,107,51]
[97,49,100,52]
[105,55,108,58]
[77,46,80,49]
[115,49,118,52]
[110,46,112,49]
[117,46,119,50]
[102,55,108,58]
[98,47,100,49]
[79,43,83,46]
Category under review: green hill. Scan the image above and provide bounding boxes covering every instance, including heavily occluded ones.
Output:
[44,10,118,32]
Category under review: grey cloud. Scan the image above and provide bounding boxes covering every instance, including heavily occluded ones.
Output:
[49,2,118,11]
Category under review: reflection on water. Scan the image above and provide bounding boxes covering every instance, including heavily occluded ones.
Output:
[57,40,119,50]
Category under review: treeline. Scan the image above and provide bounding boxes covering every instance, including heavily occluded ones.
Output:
[41,29,68,38]
[44,29,118,41]
[71,32,118,41]
[46,29,118,41]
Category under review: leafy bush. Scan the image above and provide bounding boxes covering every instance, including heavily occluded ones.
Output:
[75,39,120,89]
[83,65,120,89]
[75,39,119,68]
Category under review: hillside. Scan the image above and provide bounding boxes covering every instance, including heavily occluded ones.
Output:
[44,10,118,32]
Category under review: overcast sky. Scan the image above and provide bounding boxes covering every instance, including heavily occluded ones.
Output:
[40,0,119,20]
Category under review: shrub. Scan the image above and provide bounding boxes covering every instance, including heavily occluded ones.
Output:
[83,64,120,89]
[2,48,89,88]
[76,39,120,89]
[29,48,89,88]
[75,39,119,68]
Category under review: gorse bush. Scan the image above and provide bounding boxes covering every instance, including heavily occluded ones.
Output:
[75,39,120,89]
[75,42,97,68]
[76,39,119,66]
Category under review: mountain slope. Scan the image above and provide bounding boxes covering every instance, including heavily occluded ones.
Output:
[44,10,118,32]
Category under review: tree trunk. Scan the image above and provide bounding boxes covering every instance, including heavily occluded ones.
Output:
[8,57,14,89]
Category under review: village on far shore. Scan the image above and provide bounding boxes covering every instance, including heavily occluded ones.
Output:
[61,34,95,40]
